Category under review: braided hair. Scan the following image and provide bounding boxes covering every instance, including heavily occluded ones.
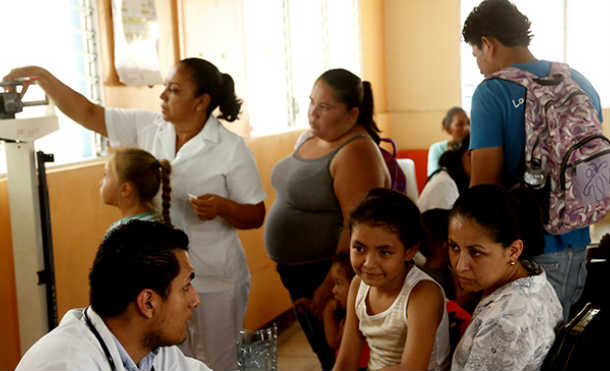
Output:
[110,147,172,225]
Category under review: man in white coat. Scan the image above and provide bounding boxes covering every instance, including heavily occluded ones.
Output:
[16,220,211,371]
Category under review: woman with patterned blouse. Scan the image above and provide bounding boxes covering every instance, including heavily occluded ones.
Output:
[447,185,562,371]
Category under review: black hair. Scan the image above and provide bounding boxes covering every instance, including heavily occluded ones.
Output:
[449,184,544,259]
[179,58,242,122]
[317,69,381,144]
[349,188,424,250]
[462,0,533,48]
[420,208,450,258]
[438,133,471,193]
[442,106,466,130]
[332,251,355,283]
[89,220,189,318]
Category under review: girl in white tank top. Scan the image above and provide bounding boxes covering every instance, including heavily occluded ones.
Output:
[334,189,450,370]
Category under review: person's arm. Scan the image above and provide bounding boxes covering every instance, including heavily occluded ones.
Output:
[190,196,265,229]
[322,298,342,350]
[3,66,106,136]
[427,142,443,177]
[378,280,445,371]
[192,138,266,229]
[469,146,503,186]
[332,138,391,253]
[333,277,365,371]
[310,138,390,315]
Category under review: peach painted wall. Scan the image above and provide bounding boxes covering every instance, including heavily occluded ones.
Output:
[384,0,462,150]
[384,0,609,151]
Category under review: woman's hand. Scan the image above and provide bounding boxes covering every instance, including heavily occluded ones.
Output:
[3,66,47,83]
[189,193,225,221]
[2,65,107,135]
[189,193,266,229]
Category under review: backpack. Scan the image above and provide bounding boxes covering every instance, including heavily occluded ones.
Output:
[488,62,610,235]
[379,137,407,194]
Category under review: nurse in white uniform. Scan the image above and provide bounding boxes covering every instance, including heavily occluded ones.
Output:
[4,58,267,370]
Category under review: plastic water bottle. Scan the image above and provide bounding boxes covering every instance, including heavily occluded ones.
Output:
[523,159,546,190]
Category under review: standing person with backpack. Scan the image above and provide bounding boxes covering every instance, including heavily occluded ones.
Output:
[264,69,391,369]
[462,0,609,321]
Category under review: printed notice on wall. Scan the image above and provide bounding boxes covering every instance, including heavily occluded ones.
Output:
[112,0,162,86]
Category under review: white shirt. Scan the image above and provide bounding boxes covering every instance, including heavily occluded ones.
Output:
[451,261,563,371]
[417,170,459,212]
[105,108,266,292]
[356,266,450,370]
[16,308,211,371]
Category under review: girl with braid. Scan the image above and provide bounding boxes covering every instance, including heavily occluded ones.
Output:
[6,58,266,369]
[100,147,172,231]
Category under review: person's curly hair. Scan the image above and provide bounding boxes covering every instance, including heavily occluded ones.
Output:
[462,0,533,48]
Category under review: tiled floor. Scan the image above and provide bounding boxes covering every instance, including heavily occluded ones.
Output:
[277,322,321,370]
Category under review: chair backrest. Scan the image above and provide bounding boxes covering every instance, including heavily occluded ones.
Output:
[397,158,419,202]
[542,303,604,371]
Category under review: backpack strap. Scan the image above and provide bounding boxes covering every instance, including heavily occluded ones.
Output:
[379,137,397,157]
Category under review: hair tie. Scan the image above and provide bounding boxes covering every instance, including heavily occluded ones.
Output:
[154,159,161,168]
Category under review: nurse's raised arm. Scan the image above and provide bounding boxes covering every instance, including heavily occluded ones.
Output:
[3,66,107,136]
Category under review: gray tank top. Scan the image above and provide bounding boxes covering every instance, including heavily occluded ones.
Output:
[265,135,368,264]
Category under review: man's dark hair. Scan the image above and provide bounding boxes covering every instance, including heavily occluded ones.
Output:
[462,0,533,48]
[89,220,189,317]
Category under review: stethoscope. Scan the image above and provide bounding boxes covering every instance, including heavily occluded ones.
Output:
[84,308,117,370]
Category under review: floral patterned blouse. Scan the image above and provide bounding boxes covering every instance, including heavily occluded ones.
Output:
[451,260,563,371]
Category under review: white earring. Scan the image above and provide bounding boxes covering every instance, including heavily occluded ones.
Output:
[510,261,516,265]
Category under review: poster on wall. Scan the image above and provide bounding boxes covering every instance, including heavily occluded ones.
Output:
[112,0,162,86]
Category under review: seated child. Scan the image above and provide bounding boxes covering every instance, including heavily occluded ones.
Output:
[333,188,450,370]
[100,147,172,232]
[420,209,455,298]
[420,209,473,355]
[323,253,370,369]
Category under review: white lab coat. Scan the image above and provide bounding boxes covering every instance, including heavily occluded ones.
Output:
[105,109,266,293]
[16,307,212,371]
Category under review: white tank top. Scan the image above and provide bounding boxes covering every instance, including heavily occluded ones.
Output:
[355,265,450,370]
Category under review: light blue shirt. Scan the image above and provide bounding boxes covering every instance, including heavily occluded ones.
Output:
[427,140,448,177]
[111,333,159,371]
[105,212,158,236]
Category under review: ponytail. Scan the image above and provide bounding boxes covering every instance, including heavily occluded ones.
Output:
[510,187,544,258]
[360,81,380,144]
[317,69,382,144]
[450,184,544,260]
[159,159,172,225]
[179,58,242,122]
[217,73,242,122]
[111,147,172,225]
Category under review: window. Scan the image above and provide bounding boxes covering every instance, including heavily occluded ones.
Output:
[0,0,103,175]
[460,0,610,113]
[242,0,361,136]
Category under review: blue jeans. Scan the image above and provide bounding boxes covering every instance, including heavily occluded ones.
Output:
[533,247,587,322]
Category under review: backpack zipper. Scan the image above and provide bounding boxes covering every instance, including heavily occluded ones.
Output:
[560,135,610,190]
[544,90,584,111]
